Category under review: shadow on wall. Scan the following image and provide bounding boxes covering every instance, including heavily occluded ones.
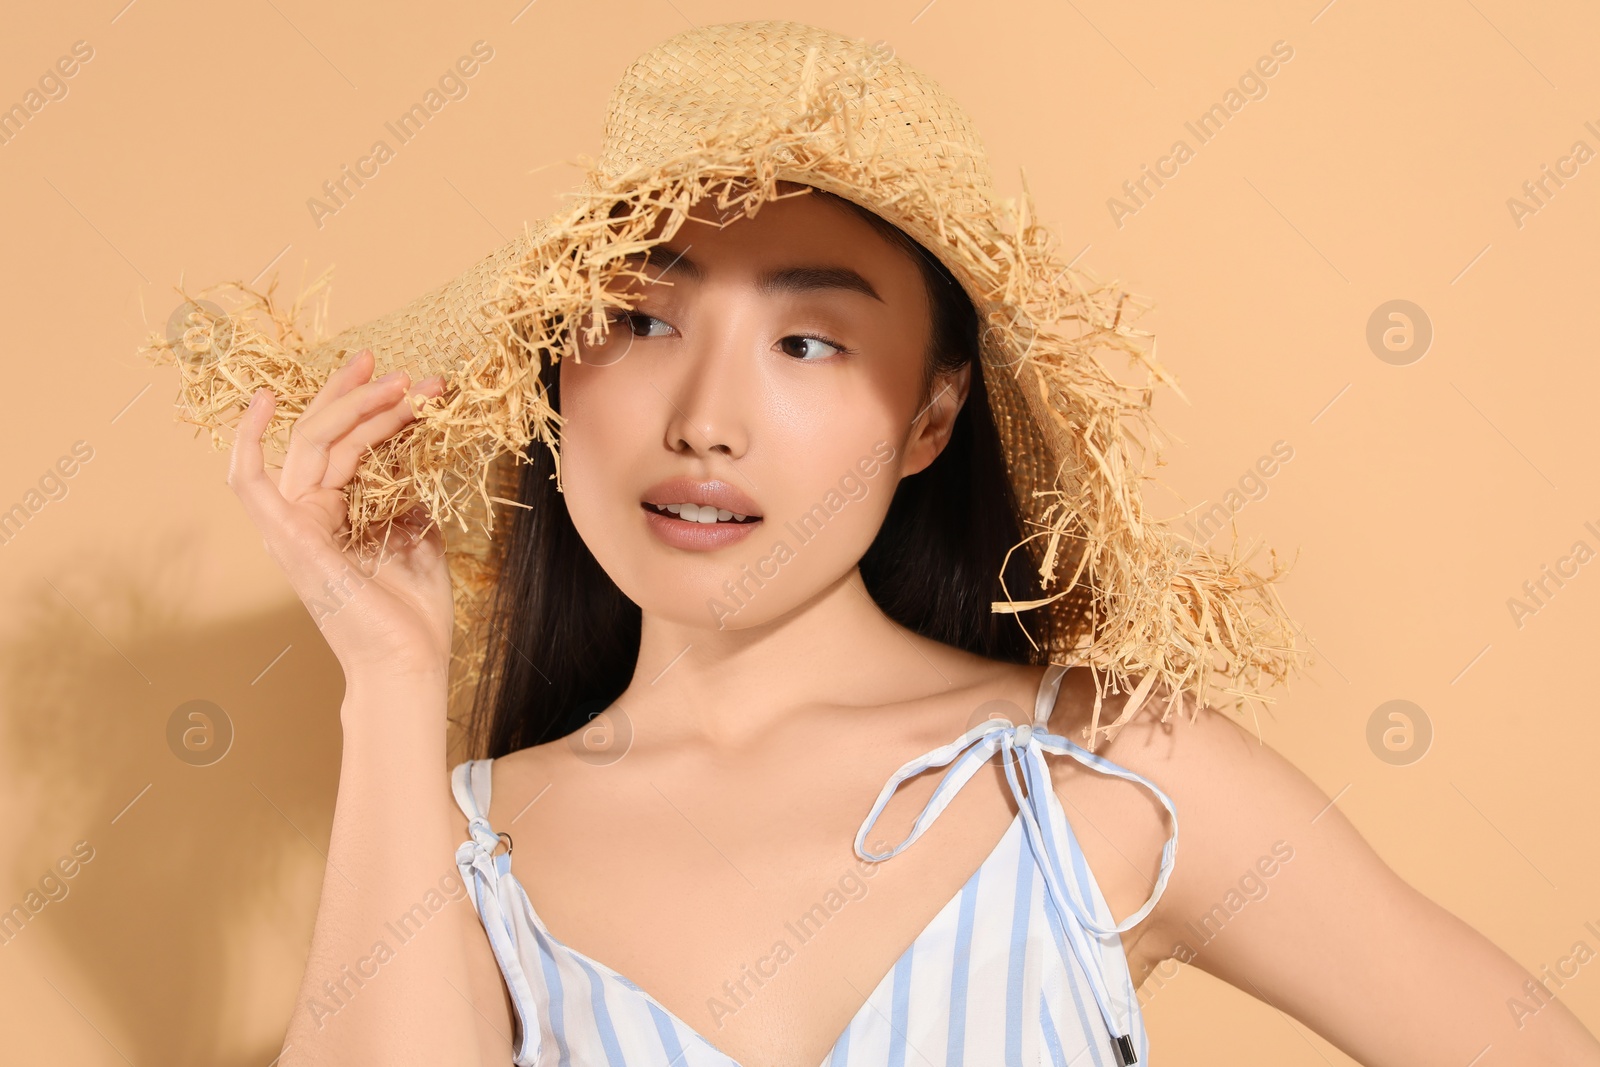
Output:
[0,537,350,1066]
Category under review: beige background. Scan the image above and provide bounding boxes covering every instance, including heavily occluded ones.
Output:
[1,0,1596,1062]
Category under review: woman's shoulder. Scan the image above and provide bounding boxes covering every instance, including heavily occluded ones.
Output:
[1040,664,1291,801]
[1044,672,1341,972]
[450,733,576,836]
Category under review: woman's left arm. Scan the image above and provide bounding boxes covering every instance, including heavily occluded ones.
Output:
[1113,699,1600,1066]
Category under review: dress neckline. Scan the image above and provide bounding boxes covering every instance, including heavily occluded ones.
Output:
[454,662,1180,1067]
[498,789,1028,1067]
[486,663,1066,1066]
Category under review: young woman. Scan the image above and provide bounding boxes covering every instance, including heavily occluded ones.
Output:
[200,22,1600,1067]
[226,176,1600,1067]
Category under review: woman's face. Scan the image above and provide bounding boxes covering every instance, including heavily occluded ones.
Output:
[557,183,970,632]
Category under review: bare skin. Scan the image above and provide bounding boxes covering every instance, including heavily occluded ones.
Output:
[234,183,1600,1066]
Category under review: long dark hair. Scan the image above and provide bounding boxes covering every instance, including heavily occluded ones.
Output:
[465,189,1052,758]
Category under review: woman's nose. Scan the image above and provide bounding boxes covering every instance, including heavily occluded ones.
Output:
[660,324,753,460]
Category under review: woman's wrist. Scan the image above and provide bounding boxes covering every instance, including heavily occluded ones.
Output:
[342,664,449,697]
[339,667,451,739]
[340,648,451,689]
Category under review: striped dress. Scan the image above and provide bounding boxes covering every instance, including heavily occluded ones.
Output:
[451,663,1180,1066]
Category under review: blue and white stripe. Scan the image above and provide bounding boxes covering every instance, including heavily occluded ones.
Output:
[453,663,1179,1067]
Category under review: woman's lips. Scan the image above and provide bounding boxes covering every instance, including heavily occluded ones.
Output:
[638,476,762,519]
[641,502,763,550]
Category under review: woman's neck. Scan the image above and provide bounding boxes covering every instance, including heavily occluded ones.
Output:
[623,565,976,748]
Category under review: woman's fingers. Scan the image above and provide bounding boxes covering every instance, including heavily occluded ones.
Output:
[226,388,291,529]
[279,370,420,496]
[321,376,447,485]
[220,359,459,682]
[298,347,378,424]
[273,348,380,493]
[279,347,404,489]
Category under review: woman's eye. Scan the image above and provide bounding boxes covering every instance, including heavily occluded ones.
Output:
[600,312,845,359]
[605,310,673,338]
[779,334,848,361]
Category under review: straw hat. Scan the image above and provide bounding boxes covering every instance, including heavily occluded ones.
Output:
[141,20,1307,744]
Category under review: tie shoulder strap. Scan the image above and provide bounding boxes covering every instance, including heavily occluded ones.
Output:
[852,726,1007,862]
[1027,663,1179,932]
[1028,731,1180,935]
[1032,662,1071,729]
[451,758,508,858]
[450,758,542,1066]
[847,675,1170,1061]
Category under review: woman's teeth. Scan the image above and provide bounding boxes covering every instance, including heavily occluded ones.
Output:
[648,502,757,524]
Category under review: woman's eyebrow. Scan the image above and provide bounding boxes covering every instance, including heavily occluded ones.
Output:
[619,246,884,303]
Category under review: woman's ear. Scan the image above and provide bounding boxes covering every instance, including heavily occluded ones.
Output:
[901,360,972,477]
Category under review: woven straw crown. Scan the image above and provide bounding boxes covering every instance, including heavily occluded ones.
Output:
[143,20,1306,744]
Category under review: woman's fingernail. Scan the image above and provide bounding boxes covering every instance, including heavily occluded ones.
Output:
[376,369,406,384]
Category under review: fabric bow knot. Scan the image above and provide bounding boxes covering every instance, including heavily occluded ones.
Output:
[852,714,1179,1064]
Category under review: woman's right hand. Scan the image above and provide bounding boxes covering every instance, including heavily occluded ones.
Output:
[226,348,456,686]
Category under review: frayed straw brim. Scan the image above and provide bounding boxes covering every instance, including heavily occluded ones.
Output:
[140,20,1310,745]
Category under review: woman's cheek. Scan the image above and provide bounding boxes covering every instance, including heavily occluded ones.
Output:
[556,365,629,531]
[777,431,901,552]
